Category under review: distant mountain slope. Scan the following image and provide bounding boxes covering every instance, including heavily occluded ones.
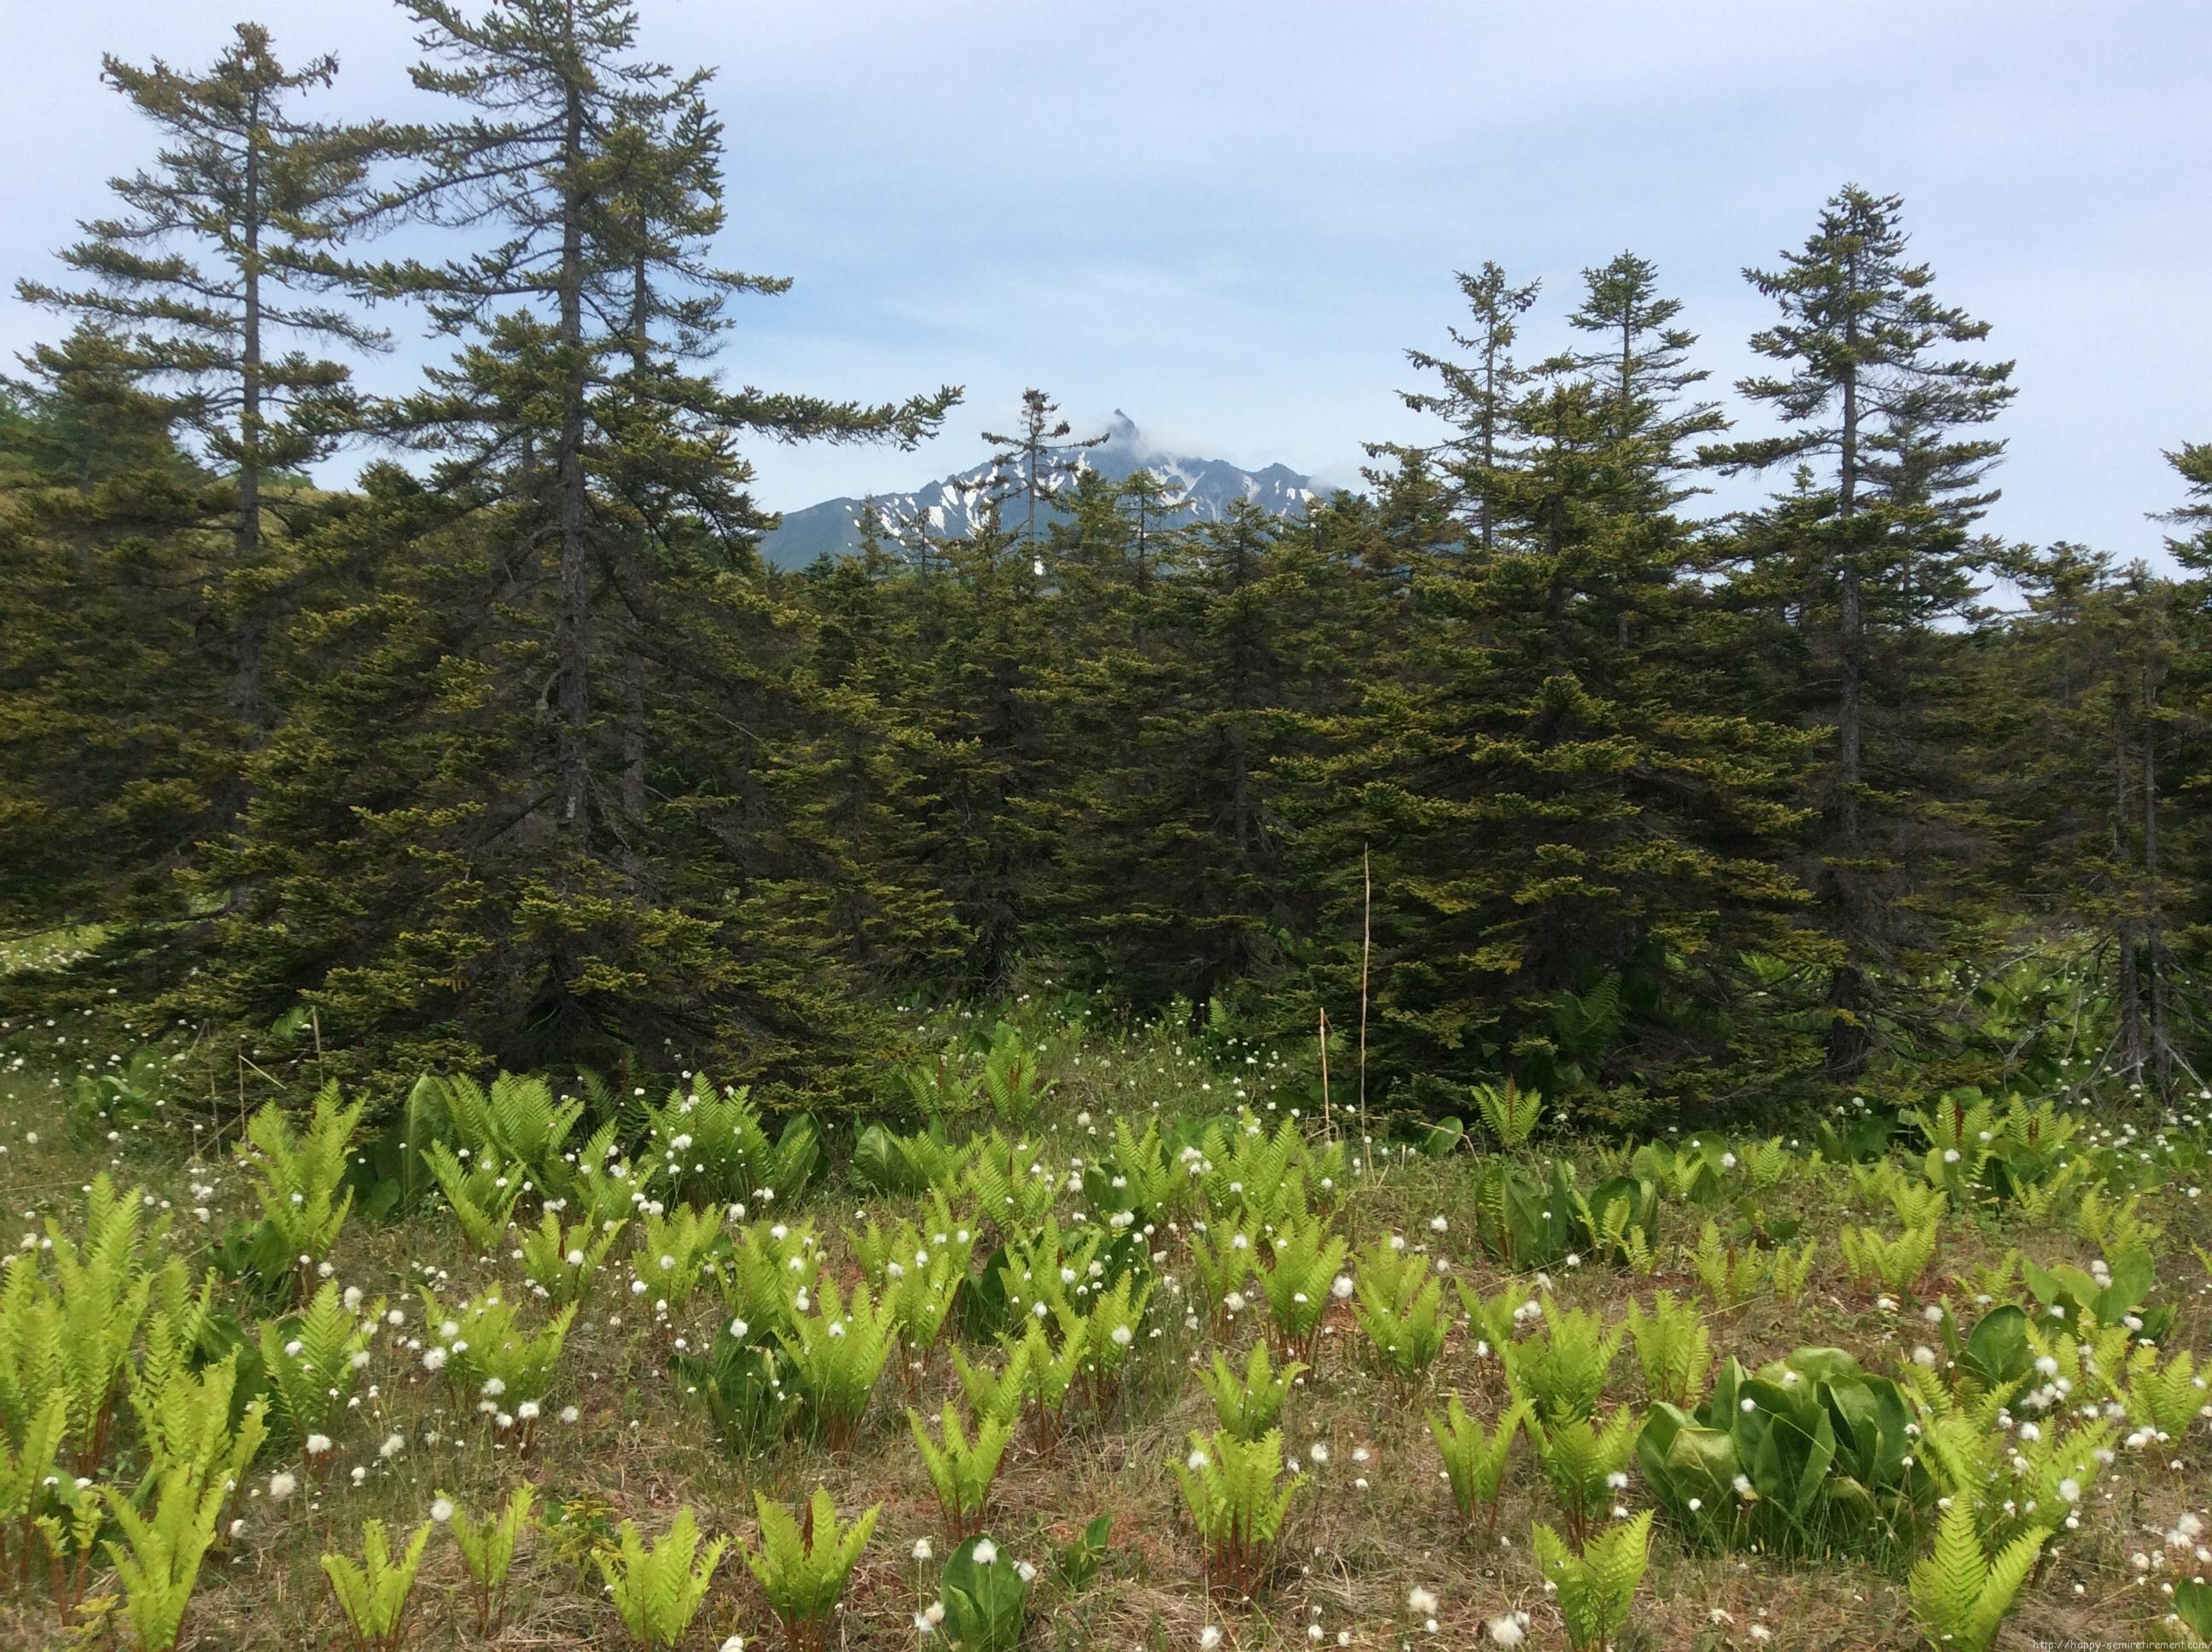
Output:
[758,410,1318,568]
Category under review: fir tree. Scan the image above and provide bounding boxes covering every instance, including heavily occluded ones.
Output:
[1392,261,1540,552]
[180,0,957,1089]
[1705,184,2015,1079]
[17,23,383,753]
[976,387,1109,552]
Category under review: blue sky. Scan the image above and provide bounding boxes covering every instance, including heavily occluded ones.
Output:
[6,1,2208,564]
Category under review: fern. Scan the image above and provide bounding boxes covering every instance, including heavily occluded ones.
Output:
[2,1174,159,1471]
[447,1484,534,1637]
[0,1391,68,1585]
[1255,1214,1348,1363]
[1473,1079,1544,1149]
[261,1279,382,1446]
[1625,1290,1711,1405]
[419,1288,575,1428]
[1010,1316,1086,1453]
[1196,1343,1305,1442]
[744,1487,877,1652]
[241,1085,361,1298]
[1839,1219,1940,1294]
[1350,1236,1449,1392]
[422,1141,527,1251]
[518,1209,626,1306]
[1532,1511,1652,1652]
[779,1276,894,1451]
[102,1464,227,1652]
[1506,1298,1623,1423]
[2121,1345,2206,1440]
[1187,1222,1257,1333]
[438,1072,585,1187]
[599,1505,729,1651]
[1173,1428,1302,1595]
[1687,1219,1770,1308]
[1529,1406,1640,1545]
[129,1350,268,1517]
[322,1518,433,1652]
[911,1402,1015,1537]
[631,1203,725,1313]
[951,1342,1031,1432]
[980,1021,1055,1126]
[1429,1394,1529,1540]
[1907,1498,2046,1652]
[645,1075,819,1208]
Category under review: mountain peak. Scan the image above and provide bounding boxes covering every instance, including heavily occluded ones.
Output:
[759,417,1318,569]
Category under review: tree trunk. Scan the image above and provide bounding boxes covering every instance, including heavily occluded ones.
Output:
[234,89,267,746]
[552,82,592,850]
[1825,326,1870,1078]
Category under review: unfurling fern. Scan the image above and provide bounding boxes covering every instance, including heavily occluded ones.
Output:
[1906,1498,2047,1652]
[1532,1510,1651,1652]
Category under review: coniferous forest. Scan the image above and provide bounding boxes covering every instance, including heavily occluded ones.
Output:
[3,7,2211,1652]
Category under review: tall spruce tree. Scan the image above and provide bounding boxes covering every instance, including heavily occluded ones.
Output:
[17,24,382,759]
[1283,261,1816,1113]
[0,325,219,947]
[183,0,957,1088]
[1392,261,1540,553]
[1705,184,2015,1079]
[977,387,1108,552]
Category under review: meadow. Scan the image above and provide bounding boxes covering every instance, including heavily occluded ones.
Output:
[1,1003,2207,1652]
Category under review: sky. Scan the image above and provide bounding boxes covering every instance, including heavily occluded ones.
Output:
[4,0,2208,564]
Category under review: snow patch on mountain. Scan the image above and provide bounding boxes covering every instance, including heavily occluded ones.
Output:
[758,410,1318,568]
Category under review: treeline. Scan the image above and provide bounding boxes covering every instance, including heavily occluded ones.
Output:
[2,3,2207,1120]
